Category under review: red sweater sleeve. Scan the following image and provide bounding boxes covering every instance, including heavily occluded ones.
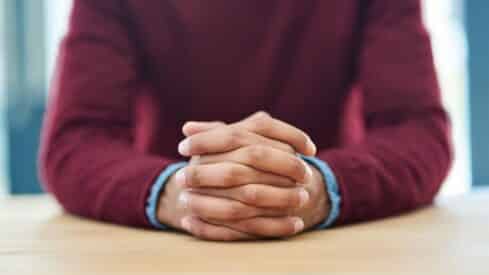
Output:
[318,0,453,225]
[39,0,176,228]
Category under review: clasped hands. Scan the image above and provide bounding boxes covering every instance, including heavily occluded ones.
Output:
[157,112,330,241]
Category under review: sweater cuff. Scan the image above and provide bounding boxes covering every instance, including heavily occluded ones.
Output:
[145,162,188,230]
[301,156,341,229]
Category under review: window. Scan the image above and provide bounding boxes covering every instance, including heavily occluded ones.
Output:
[423,0,471,197]
[0,0,8,196]
[45,0,72,89]
[0,0,72,195]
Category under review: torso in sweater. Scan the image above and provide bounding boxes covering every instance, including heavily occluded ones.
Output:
[125,0,365,157]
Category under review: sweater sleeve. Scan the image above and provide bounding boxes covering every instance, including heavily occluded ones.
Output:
[317,0,453,225]
[39,0,177,228]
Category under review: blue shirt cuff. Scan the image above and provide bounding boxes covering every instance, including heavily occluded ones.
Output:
[145,162,188,230]
[301,155,341,229]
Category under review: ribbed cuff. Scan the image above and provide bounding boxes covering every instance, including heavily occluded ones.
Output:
[145,162,188,230]
[301,156,341,229]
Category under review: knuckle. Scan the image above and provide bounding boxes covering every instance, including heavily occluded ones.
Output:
[188,138,203,153]
[242,185,258,204]
[272,192,293,210]
[290,158,307,181]
[225,203,245,220]
[184,197,204,217]
[230,165,244,180]
[226,128,244,146]
[274,176,296,187]
[187,166,202,187]
[250,113,271,133]
[222,165,241,186]
[281,143,296,154]
[185,198,198,214]
[283,178,296,187]
[213,121,227,127]
[197,228,216,241]
[267,219,297,236]
[238,220,255,233]
[287,190,302,208]
[245,145,266,162]
[253,111,271,120]
[298,134,310,151]
[220,231,237,241]
[282,220,298,235]
[191,223,205,238]
[189,155,202,165]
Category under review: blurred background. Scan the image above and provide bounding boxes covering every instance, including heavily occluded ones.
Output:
[0,0,485,197]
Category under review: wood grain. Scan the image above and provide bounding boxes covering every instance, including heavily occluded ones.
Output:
[1,191,488,274]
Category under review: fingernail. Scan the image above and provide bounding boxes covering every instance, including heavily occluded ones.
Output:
[188,121,205,126]
[175,169,186,187]
[307,137,317,155]
[292,217,305,233]
[299,189,309,207]
[181,216,192,231]
[304,163,313,182]
[184,121,200,129]
[179,192,190,208]
[178,139,191,156]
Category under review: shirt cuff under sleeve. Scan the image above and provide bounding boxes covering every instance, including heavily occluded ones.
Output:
[145,162,188,230]
[301,155,341,229]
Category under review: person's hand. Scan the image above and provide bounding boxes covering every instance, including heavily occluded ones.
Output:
[157,113,316,240]
[157,112,330,241]
[186,152,330,235]
[179,112,317,157]
[180,112,329,240]
[157,160,313,241]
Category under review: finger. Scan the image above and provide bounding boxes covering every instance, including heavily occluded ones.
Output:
[178,126,295,156]
[176,163,297,189]
[181,216,255,241]
[190,184,309,210]
[179,192,284,221]
[237,112,317,156]
[182,121,226,136]
[206,216,305,238]
[196,145,313,184]
[181,112,316,156]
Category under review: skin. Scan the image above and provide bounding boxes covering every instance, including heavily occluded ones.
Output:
[157,112,330,241]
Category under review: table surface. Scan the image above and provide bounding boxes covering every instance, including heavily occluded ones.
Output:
[1,191,488,275]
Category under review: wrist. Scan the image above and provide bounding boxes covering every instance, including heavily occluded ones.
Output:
[310,164,331,226]
[300,155,341,229]
[299,163,330,229]
[156,173,181,229]
[146,162,188,230]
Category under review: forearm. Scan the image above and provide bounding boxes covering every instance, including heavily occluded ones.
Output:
[40,119,179,227]
[316,108,452,225]
[38,0,186,228]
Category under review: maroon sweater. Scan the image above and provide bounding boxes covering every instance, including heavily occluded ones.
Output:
[40,0,452,228]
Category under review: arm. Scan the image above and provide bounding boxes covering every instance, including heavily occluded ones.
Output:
[39,0,178,227]
[318,0,452,225]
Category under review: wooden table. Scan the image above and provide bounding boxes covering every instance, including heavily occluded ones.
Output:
[1,191,488,274]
